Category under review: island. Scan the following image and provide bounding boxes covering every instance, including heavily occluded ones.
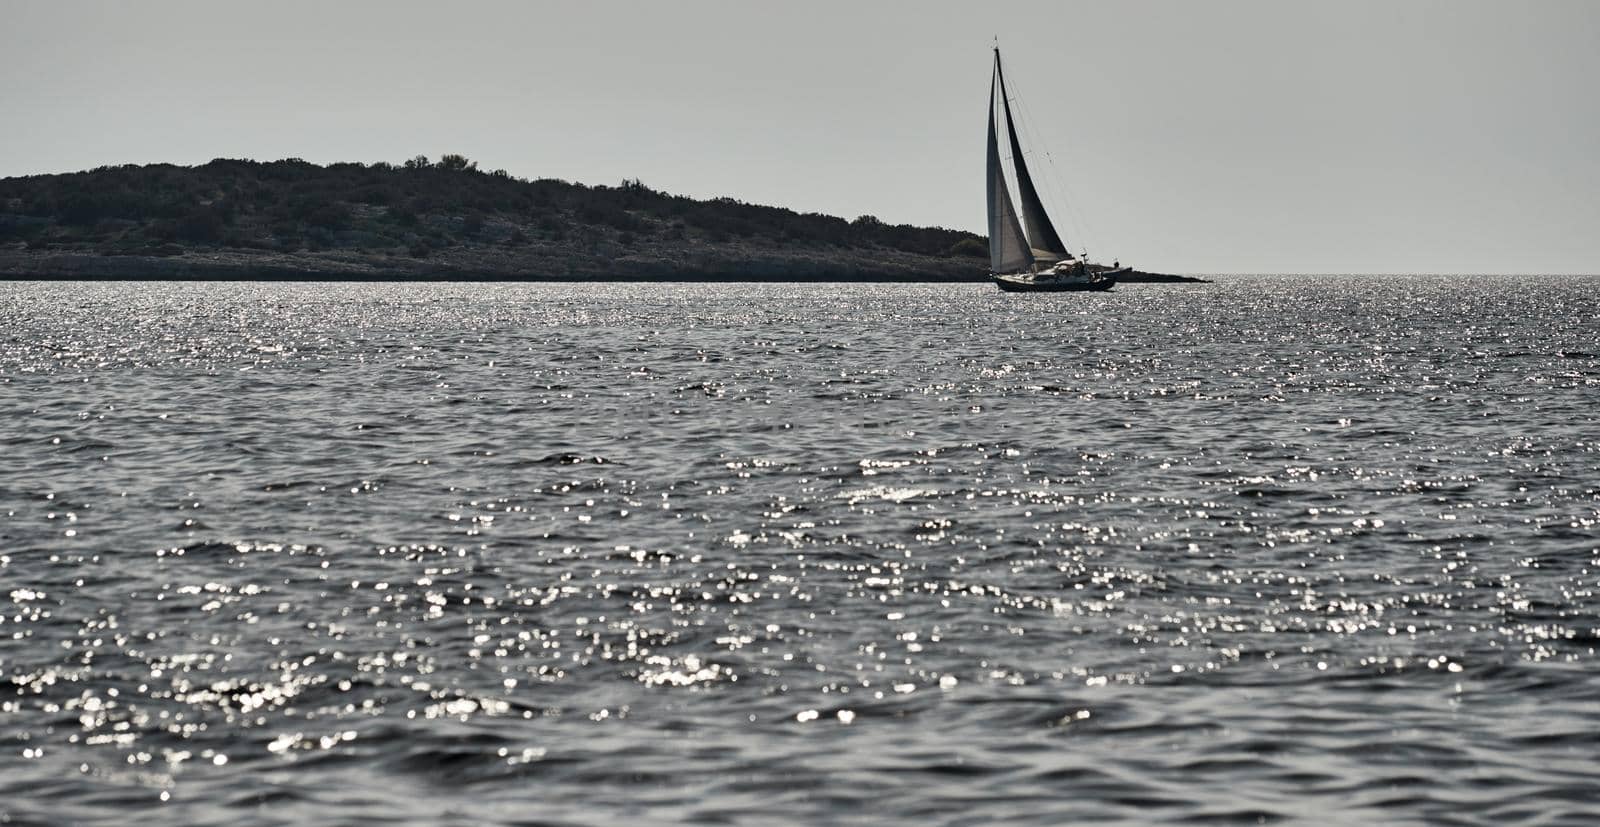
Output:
[0,156,1205,283]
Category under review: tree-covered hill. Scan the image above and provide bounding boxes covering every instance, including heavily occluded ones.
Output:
[0,156,993,280]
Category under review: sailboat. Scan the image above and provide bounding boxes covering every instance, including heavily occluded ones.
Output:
[987,47,1128,292]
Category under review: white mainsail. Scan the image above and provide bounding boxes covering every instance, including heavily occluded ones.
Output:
[987,52,1033,275]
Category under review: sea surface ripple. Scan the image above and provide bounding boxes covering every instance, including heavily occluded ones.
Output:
[1,276,1598,825]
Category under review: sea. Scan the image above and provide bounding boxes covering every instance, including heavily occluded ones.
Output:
[1,275,1597,826]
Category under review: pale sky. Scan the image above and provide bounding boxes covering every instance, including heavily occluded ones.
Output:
[3,0,1597,274]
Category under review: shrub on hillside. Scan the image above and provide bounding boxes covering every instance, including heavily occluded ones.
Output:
[303,203,352,231]
[437,154,478,173]
[174,208,226,243]
[945,238,988,258]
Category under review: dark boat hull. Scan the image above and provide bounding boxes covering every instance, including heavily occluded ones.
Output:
[992,267,1126,292]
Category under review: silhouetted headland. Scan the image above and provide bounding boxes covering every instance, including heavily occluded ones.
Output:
[0,156,1205,283]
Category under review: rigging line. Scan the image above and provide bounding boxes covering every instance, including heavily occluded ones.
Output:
[1004,67,1081,246]
[1011,74,1094,258]
[995,61,1049,196]
[1034,116,1104,259]
[1003,56,1103,260]
[1045,147,1099,260]
[1019,65,1102,260]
